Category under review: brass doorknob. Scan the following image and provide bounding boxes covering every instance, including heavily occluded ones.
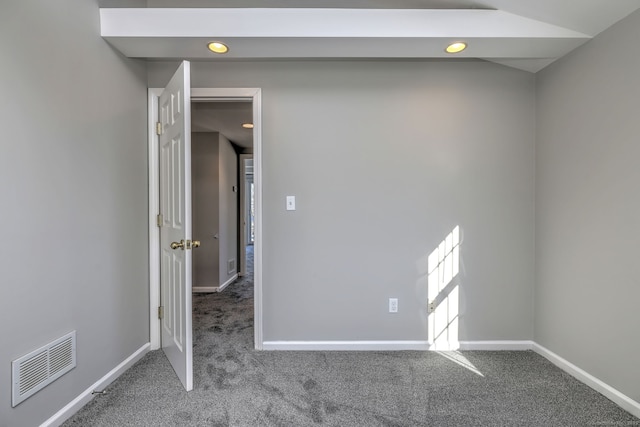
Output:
[192,240,201,248]
[170,240,185,250]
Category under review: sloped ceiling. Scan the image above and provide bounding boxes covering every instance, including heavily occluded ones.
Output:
[99,0,640,73]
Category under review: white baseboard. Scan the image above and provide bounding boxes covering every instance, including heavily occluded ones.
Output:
[459,340,534,351]
[532,343,640,419]
[262,340,536,351]
[218,274,238,292]
[192,286,218,293]
[193,274,238,293]
[40,343,150,427]
[262,340,431,351]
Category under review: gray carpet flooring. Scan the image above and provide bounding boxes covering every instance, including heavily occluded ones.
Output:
[64,247,639,426]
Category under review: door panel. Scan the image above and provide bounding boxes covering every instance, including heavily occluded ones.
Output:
[159,60,192,391]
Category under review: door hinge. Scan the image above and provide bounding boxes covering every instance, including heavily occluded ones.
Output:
[156,122,162,135]
[158,306,164,319]
[156,214,163,227]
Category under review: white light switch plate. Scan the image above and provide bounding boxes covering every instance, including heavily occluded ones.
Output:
[286,196,296,211]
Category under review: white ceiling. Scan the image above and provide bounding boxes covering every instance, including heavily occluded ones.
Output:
[191,101,254,148]
[100,1,640,73]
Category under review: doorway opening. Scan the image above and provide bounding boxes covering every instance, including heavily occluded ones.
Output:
[190,100,253,292]
[147,87,263,365]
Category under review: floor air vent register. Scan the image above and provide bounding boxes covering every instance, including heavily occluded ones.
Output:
[12,331,77,407]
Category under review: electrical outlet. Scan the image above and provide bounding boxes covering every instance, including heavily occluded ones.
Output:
[389,298,398,313]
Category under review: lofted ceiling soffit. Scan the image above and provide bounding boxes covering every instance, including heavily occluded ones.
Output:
[99,1,640,72]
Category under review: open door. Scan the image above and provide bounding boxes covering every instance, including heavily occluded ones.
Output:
[158,61,193,391]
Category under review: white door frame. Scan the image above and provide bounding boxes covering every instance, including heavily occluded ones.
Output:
[148,87,263,351]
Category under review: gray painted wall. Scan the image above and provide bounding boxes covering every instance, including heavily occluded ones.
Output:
[2,0,636,423]
[535,10,640,402]
[191,132,238,289]
[0,1,148,426]
[149,60,536,342]
[218,134,239,284]
[192,132,220,288]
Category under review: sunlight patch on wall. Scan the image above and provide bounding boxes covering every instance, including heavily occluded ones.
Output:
[428,226,460,351]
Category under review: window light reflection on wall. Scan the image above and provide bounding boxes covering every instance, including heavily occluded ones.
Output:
[427,226,460,350]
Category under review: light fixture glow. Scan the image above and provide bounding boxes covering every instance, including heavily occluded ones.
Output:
[242,123,254,129]
[207,42,229,54]
[445,42,467,54]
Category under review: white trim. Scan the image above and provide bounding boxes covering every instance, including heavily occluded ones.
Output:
[192,286,218,293]
[427,341,461,351]
[218,274,238,292]
[193,88,263,99]
[148,87,263,351]
[532,343,640,419]
[192,274,238,293]
[251,89,263,350]
[458,340,534,351]
[262,340,537,351]
[40,343,150,427]
[263,341,431,351]
[148,88,162,351]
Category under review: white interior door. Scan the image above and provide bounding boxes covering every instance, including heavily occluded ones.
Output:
[159,60,193,391]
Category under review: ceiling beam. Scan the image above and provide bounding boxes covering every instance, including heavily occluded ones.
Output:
[100,8,591,71]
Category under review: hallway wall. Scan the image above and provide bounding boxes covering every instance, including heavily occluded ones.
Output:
[192,132,221,288]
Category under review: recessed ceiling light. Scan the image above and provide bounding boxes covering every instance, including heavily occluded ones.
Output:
[207,42,229,54]
[242,123,254,129]
[445,42,467,54]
